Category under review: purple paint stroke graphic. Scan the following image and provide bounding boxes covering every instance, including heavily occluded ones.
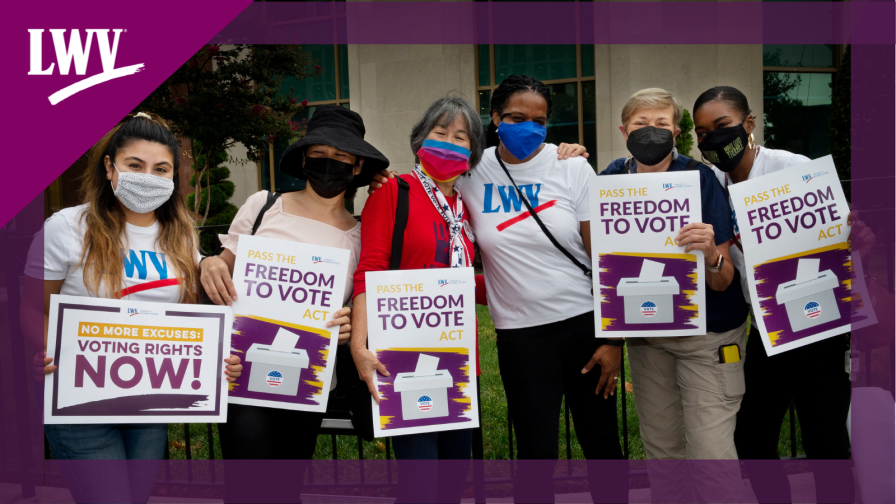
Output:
[229,315,331,405]
[754,244,856,348]
[598,253,699,332]
[211,2,895,46]
[54,394,209,416]
[375,349,472,430]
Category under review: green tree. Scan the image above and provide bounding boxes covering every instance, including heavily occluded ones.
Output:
[138,44,319,225]
[828,45,850,201]
[677,108,694,157]
[186,141,238,254]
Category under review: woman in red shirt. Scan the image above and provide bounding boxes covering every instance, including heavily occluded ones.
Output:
[350,95,482,504]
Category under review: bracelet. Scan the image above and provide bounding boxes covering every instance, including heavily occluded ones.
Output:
[603,339,625,347]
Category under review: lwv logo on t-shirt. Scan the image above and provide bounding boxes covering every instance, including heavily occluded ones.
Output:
[27,29,144,105]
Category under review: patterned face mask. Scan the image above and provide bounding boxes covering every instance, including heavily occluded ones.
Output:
[111,164,174,214]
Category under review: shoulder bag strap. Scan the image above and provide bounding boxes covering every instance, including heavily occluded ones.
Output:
[251,191,281,236]
[390,177,411,271]
[494,150,592,279]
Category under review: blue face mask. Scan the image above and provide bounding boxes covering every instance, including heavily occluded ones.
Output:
[497,120,547,160]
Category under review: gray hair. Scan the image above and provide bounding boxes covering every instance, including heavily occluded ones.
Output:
[410,94,485,169]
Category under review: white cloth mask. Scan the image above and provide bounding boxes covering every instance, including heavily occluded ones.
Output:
[111,164,175,214]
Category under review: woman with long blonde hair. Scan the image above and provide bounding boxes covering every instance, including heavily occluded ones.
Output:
[23,112,242,504]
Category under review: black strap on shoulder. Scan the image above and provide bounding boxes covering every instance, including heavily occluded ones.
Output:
[494,150,592,279]
[251,191,280,236]
[390,177,411,271]
[685,158,702,171]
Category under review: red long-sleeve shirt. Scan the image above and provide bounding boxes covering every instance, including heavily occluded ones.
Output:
[353,174,485,374]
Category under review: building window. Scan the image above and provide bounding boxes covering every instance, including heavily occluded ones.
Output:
[763,45,839,159]
[260,44,350,193]
[477,44,597,170]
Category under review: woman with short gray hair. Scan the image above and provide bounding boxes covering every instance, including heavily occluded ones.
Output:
[350,95,485,504]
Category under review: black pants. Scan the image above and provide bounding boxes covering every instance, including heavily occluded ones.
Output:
[218,403,324,503]
[735,326,852,503]
[496,311,627,504]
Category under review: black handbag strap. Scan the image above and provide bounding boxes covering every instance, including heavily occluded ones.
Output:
[390,177,411,270]
[494,150,592,279]
[251,191,280,235]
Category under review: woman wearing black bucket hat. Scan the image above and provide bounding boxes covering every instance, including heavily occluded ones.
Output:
[200,104,390,503]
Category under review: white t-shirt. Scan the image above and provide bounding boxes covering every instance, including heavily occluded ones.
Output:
[25,204,195,304]
[712,146,811,303]
[457,144,596,330]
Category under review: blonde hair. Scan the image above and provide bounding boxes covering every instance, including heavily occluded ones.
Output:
[79,113,200,303]
[621,88,683,128]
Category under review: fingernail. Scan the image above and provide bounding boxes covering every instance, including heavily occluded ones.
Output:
[581,368,587,374]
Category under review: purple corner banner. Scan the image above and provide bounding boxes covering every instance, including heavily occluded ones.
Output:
[212,2,895,45]
[3,0,254,229]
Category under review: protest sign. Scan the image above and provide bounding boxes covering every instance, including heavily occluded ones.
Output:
[227,235,350,412]
[365,267,478,438]
[728,156,868,355]
[589,171,706,337]
[45,295,232,424]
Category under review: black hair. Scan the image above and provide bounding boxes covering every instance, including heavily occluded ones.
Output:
[485,75,553,148]
[693,86,752,121]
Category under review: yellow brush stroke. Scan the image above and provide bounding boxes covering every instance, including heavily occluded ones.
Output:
[235,314,331,339]
[305,380,323,388]
[840,297,852,303]
[768,331,783,346]
[454,397,471,404]
[319,349,329,360]
[228,382,239,392]
[757,242,849,266]
[601,318,615,330]
[380,416,394,429]
[599,252,697,261]
[231,349,245,354]
[380,347,468,354]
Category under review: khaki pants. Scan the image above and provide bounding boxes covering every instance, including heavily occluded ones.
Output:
[628,321,747,503]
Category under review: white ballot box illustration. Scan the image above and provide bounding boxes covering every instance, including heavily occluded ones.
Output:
[775,258,841,332]
[392,354,453,421]
[616,259,680,324]
[245,328,310,396]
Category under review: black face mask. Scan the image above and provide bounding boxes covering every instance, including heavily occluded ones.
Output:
[698,124,749,173]
[304,157,356,199]
[626,126,675,166]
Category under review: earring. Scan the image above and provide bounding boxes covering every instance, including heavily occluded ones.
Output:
[748,133,756,150]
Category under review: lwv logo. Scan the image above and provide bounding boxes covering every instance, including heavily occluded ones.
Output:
[28,29,144,105]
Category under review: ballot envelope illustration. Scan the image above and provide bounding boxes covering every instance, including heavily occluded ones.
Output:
[245,327,310,396]
[392,354,453,421]
[616,259,680,324]
[775,258,841,332]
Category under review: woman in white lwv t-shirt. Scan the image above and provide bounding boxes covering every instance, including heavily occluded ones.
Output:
[693,86,852,504]
[23,113,242,504]
[459,75,627,504]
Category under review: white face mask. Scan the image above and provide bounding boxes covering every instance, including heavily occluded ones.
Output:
[111,163,175,214]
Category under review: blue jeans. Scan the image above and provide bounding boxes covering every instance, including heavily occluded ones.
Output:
[391,429,473,504]
[45,424,167,503]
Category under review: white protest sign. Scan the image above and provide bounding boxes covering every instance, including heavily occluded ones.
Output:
[728,156,868,355]
[365,267,478,438]
[227,235,350,412]
[45,295,232,424]
[589,170,706,337]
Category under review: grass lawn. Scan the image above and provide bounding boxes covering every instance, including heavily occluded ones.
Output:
[167,307,803,461]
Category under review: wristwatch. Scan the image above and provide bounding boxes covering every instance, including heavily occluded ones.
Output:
[706,252,724,273]
[603,339,625,347]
